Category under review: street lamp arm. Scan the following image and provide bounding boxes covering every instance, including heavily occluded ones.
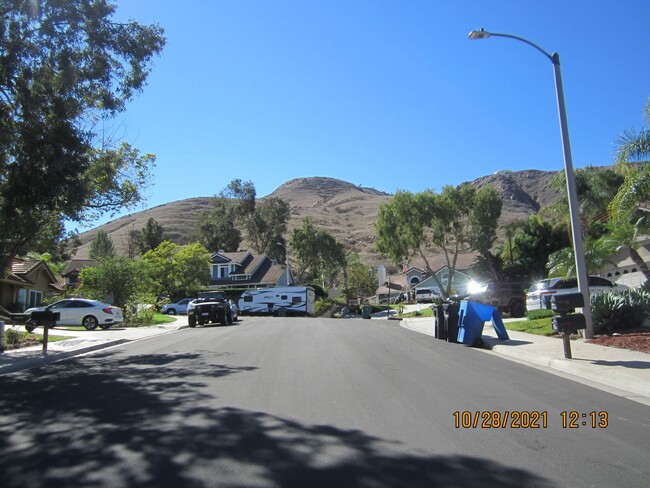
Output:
[468,28,556,64]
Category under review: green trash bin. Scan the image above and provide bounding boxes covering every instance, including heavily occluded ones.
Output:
[277,307,288,317]
[362,305,372,319]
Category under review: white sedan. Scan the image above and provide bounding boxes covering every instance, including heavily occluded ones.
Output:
[24,298,124,331]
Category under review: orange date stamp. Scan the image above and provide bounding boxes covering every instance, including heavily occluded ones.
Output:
[453,411,609,429]
[453,410,548,429]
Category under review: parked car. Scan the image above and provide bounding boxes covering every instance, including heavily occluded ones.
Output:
[415,288,438,303]
[187,292,238,327]
[525,276,629,311]
[466,282,527,317]
[161,298,195,315]
[24,298,124,331]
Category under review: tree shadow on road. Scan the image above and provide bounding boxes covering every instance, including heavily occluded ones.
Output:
[0,349,555,488]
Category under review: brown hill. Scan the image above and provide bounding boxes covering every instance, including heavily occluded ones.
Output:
[72,171,562,270]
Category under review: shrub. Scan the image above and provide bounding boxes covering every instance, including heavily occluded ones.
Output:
[527,309,554,320]
[5,328,22,345]
[590,289,650,333]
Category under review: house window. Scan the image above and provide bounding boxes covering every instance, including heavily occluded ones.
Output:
[212,264,231,280]
[28,290,42,308]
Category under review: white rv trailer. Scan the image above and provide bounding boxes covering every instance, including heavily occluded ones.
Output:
[238,286,315,316]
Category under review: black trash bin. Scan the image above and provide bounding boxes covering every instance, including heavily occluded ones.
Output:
[433,304,446,340]
[443,301,460,343]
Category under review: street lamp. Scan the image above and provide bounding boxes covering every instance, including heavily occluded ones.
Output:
[469,28,594,339]
[276,242,293,285]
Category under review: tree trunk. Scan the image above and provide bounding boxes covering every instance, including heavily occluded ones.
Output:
[628,246,650,282]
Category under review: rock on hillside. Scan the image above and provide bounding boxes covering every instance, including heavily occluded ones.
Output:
[470,170,560,224]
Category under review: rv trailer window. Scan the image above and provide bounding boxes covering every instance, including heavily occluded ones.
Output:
[281,295,288,300]
[244,296,253,302]
[292,297,301,304]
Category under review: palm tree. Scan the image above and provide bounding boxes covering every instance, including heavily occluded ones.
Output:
[605,99,650,282]
[602,218,650,281]
[546,237,615,278]
[614,99,650,164]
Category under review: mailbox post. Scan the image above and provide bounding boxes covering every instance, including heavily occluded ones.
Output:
[30,310,60,356]
[550,293,586,359]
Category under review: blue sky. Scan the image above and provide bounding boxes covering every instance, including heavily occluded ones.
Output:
[96,0,650,227]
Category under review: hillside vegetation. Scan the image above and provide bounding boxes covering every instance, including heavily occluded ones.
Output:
[72,171,563,269]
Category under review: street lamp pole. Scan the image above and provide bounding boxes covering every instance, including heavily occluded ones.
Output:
[469,28,594,339]
[276,242,293,285]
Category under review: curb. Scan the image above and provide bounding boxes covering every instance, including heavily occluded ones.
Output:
[488,340,650,398]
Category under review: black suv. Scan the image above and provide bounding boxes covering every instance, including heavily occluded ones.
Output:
[467,282,526,317]
[187,291,233,327]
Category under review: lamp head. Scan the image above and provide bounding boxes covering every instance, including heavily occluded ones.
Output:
[468,28,491,40]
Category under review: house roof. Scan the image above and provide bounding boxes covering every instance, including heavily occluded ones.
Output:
[63,259,98,275]
[2,258,58,288]
[209,251,287,287]
[11,259,41,277]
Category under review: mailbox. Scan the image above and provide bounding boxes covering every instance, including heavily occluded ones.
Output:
[30,310,60,326]
[551,292,584,314]
[552,314,586,333]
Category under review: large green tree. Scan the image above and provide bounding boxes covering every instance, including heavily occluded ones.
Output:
[290,217,346,285]
[344,253,376,300]
[89,230,115,260]
[243,197,291,258]
[134,218,169,255]
[0,1,165,273]
[510,216,571,280]
[140,241,211,299]
[194,197,242,253]
[78,255,151,308]
[375,185,501,297]
[195,179,291,256]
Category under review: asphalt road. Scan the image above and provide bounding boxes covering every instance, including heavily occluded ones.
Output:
[1,317,648,488]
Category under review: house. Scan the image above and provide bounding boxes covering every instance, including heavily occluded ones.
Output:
[207,251,293,290]
[599,235,650,289]
[0,258,63,312]
[61,259,98,290]
[403,253,479,297]
[413,267,474,296]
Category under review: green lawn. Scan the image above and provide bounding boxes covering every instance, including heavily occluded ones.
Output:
[150,313,177,325]
[401,308,434,318]
[503,317,555,336]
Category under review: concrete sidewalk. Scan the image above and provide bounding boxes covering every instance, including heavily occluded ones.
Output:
[0,317,187,375]
[401,316,650,403]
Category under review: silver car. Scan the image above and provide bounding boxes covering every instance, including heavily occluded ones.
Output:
[526,276,629,311]
[161,298,194,315]
[24,298,124,331]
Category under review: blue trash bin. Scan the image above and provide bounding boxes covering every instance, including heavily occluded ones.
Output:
[457,300,497,346]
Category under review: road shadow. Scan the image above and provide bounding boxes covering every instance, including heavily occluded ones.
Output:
[0,349,555,488]
[588,359,650,369]
[482,337,533,350]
